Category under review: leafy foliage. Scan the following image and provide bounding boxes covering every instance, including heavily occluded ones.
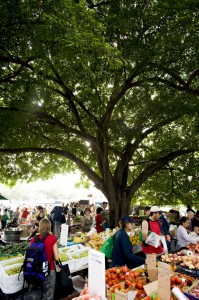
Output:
[0,0,199,224]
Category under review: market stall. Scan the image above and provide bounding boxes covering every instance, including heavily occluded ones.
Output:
[0,244,90,295]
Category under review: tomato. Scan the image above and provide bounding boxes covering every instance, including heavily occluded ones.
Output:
[136,282,143,289]
[119,274,125,281]
[133,271,138,278]
[116,268,121,274]
[111,274,116,280]
[111,267,116,273]
[122,266,128,273]
[112,280,116,286]
[176,277,182,285]
[108,280,112,287]
[115,283,121,290]
[107,272,111,279]
[125,280,131,287]
[170,276,176,284]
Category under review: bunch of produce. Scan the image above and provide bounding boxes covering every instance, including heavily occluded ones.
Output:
[187,243,199,253]
[73,236,85,243]
[4,257,24,266]
[85,233,104,250]
[0,253,23,262]
[71,250,89,259]
[59,253,70,262]
[129,232,141,245]
[106,266,195,300]
[185,281,199,299]
[106,266,147,300]
[160,253,183,264]
[170,273,195,291]
[161,249,199,269]
[0,242,28,255]
[180,255,199,269]
[5,265,22,276]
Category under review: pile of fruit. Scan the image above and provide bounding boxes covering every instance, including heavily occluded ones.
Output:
[185,281,199,299]
[73,236,85,243]
[0,242,28,256]
[0,253,23,262]
[106,266,195,300]
[187,243,199,253]
[106,266,148,300]
[71,250,89,259]
[84,232,104,250]
[5,265,22,276]
[161,246,199,270]
[129,232,141,245]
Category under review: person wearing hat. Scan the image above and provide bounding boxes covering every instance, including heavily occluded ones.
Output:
[141,206,164,255]
[112,215,145,268]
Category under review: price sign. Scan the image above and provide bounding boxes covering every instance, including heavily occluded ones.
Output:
[60,224,68,246]
[115,290,137,300]
[146,254,157,281]
[157,261,170,300]
[88,249,106,299]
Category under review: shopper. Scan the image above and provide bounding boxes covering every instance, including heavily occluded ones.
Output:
[176,216,199,249]
[50,205,64,237]
[141,206,163,255]
[192,210,199,235]
[95,207,103,233]
[187,211,195,232]
[112,215,145,268]
[101,202,109,229]
[13,207,20,223]
[186,205,195,214]
[1,209,9,229]
[81,207,94,232]
[20,207,30,223]
[25,218,59,300]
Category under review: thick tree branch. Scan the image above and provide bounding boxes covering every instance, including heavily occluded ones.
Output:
[0,147,104,190]
[0,106,96,145]
[128,149,197,199]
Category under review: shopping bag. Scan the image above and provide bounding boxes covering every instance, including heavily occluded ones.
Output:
[139,230,152,242]
[100,235,114,259]
[54,261,75,300]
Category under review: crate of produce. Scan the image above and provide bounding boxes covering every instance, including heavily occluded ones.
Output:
[184,280,199,300]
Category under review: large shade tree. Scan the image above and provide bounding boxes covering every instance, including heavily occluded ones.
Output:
[0,0,198,226]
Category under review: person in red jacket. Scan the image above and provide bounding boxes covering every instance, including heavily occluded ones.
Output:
[95,207,103,233]
[141,205,163,255]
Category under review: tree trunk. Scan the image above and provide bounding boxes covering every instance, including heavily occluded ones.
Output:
[107,186,131,228]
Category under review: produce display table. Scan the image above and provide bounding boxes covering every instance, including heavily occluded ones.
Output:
[0,244,90,295]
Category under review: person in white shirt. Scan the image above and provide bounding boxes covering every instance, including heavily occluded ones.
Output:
[176,216,199,249]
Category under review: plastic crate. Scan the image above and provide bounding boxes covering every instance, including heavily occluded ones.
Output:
[176,265,199,278]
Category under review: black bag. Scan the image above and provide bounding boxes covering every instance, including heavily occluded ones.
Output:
[61,213,66,224]
[54,261,75,300]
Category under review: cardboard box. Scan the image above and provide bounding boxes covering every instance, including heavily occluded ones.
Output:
[19,225,31,237]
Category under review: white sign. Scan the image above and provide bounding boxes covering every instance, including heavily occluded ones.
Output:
[88,249,106,299]
[60,224,69,246]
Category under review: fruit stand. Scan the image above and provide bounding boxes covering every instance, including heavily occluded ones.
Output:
[0,243,91,295]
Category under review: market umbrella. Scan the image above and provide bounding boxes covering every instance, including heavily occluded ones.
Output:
[0,194,8,200]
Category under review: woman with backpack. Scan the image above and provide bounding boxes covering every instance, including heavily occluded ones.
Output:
[24,218,59,300]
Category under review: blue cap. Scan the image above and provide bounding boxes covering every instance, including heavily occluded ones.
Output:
[120,215,135,223]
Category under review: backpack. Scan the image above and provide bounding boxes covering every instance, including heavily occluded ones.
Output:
[19,234,50,286]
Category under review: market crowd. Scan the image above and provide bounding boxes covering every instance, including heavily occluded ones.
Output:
[0,202,199,300]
